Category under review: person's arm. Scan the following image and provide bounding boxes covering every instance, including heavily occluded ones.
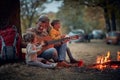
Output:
[36,42,44,50]
[27,44,37,55]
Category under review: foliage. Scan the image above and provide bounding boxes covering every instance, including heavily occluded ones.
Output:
[56,0,120,33]
[20,0,120,33]
[20,0,48,33]
[56,0,105,33]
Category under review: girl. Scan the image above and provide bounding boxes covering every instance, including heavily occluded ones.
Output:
[23,32,57,68]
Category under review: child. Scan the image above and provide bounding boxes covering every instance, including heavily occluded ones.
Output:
[49,20,79,64]
[23,32,57,68]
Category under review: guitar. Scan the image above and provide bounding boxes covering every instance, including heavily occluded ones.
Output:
[44,35,79,45]
[37,35,79,55]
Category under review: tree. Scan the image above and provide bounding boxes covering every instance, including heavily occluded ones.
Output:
[57,0,85,32]
[56,0,120,33]
[79,0,120,32]
[56,0,105,33]
[101,0,119,32]
[20,0,48,33]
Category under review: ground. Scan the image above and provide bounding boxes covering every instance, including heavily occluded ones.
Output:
[0,39,120,80]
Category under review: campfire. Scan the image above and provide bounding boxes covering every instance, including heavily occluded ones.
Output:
[89,51,120,70]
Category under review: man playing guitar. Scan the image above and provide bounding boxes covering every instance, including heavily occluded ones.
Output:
[30,15,72,67]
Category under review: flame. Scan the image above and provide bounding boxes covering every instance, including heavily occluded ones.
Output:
[104,51,111,62]
[96,51,111,64]
[117,51,120,61]
[93,51,120,70]
[95,51,111,70]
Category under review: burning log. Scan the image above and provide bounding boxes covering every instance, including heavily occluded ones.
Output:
[88,51,120,70]
[89,61,120,70]
[102,61,120,66]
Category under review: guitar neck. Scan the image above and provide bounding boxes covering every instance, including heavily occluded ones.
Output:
[46,38,67,45]
[45,35,78,45]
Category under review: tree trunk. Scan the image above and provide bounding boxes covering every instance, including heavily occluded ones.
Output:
[0,0,21,34]
[103,7,111,32]
[111,10,116,31]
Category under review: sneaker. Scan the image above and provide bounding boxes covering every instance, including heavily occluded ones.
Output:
[49,63,57,68]
[57,61,72,68]
[51,63,58,67]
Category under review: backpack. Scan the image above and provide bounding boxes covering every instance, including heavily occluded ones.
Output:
[0,25,22,63]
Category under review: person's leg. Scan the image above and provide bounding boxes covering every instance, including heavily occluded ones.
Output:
[55,43,72,67]
[38,48,58,62]
[66,47,74,59]
[27,61,56,68]
[55,43,67,61]
[66,47,79,63]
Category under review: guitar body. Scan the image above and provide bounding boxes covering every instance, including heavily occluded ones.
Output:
[34,35,54,55]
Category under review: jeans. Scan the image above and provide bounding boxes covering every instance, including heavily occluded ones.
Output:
[27,61,54,68]
[55,43,67,61]
[38,48,57,61]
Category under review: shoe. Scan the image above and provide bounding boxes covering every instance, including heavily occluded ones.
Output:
[78,60,83,67]
[71,63,78,67]
[70,59,79,63]
[51,63,58,67]
[57,61,72,68]
[49,63,58,69]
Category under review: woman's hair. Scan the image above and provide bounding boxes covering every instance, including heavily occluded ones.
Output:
[51,20,60,26]
[23,32,35,43]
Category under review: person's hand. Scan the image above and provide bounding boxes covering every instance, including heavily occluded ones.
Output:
[61,35,70,43]
[35,41,45,48]
[61,34,66,38]
[40,41,45,46]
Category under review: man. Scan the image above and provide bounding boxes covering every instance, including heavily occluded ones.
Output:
[49,19,79,64]
[30,15,72,67]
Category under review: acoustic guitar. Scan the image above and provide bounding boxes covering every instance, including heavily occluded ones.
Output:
[36,35,79,55]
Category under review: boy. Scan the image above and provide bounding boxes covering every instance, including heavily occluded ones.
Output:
[50,19,79,64]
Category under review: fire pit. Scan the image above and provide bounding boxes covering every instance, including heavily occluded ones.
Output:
[88,51,120,70]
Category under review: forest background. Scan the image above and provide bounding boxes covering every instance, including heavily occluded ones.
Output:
[20,0,120,34]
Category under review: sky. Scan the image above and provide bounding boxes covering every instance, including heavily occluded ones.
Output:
[43,1,63,13]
